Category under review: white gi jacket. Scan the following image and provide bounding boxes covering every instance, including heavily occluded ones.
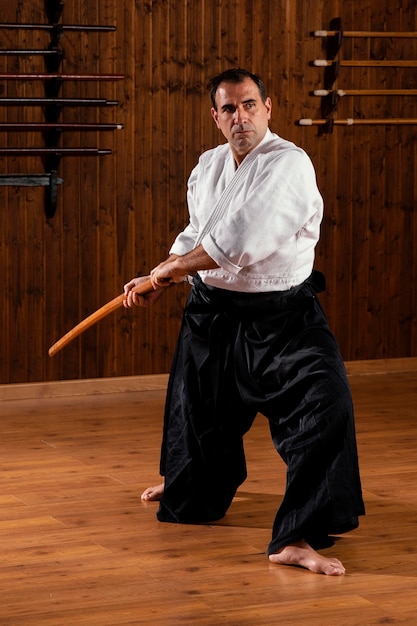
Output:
[170,128,323,292]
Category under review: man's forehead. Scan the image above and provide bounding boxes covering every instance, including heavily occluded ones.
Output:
[216,79,259,103]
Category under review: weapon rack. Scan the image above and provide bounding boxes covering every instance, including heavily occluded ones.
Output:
[0,0,124,217]
[298,16,417,134]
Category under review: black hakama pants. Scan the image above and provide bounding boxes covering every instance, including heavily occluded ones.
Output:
[156,271,365,554]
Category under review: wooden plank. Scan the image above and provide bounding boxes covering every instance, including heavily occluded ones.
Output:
[1,357,417,401]
[0,373,169,401]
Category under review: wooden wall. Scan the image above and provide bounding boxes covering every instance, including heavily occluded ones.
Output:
[1,0,416,384]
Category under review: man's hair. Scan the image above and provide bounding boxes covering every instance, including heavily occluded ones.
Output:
[208,68,268,110]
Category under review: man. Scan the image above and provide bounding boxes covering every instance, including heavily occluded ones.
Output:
[124,68,365,576]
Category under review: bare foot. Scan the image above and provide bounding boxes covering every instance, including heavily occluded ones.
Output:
[141,482,164,502]
[269,539,345,576]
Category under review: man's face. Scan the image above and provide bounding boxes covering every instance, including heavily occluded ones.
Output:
[211,77,272,165]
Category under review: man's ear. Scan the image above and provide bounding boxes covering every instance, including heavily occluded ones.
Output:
[211,107,221,129]
[265,97,272,120]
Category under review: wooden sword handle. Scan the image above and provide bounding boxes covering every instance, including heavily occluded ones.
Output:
[48,278,154,357]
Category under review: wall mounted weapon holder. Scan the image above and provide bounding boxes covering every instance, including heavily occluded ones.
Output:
[0,0,124,217]
[297,17,417,134]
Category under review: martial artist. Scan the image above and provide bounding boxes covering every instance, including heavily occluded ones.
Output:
[124,68,365,576]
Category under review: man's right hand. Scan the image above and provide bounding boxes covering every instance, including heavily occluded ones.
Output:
[123,275,165,308]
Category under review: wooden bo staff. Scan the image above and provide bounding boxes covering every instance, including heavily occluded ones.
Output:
[0,123,124,131]
[0,49,64,56]
[0,73,124,80]
[298,118,417,126]
[48,278,154,357]
[0,97,118,106]
[314,59,417,68]
[313,89,417,97]
[314,30,417,38]
[0,23,116,32]
[0,147,111,156]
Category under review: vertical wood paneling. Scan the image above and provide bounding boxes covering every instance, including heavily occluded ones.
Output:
[113,0,141,377]
[1,0,417,384]
[395,4,417,357]
[0,187,8,382]
[147,0,170,373]
[374,3,396,358]
[414,145,417,352]
[348,2,373,358]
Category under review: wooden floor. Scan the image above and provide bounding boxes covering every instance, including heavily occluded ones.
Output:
[1,360,417,625]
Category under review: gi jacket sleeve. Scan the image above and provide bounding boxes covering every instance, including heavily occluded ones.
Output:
[169,164,201,255]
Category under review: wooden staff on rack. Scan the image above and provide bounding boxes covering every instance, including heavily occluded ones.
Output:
[48,279,155,357]
[0,73,124,80]
[312,89,417,96]
[0,148,112,155]
[314,29,417,38]
[313,59,417,67]
[298,118,417,126]
[0,97,118,106]
[0,23,116,32]
[0,49,64,56]
[0,123,123,131]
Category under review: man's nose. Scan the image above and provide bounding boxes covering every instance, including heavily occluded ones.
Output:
[233,106,245,123]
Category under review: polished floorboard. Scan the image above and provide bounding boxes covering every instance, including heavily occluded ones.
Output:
[1,360,417,625]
